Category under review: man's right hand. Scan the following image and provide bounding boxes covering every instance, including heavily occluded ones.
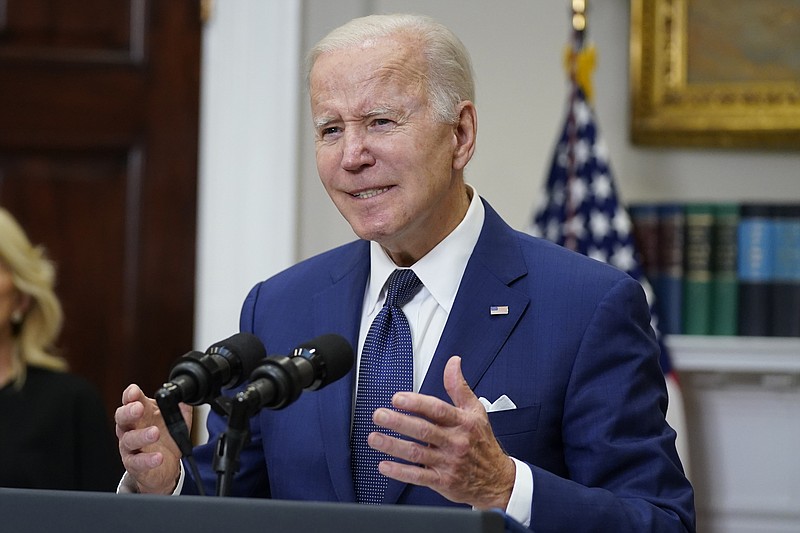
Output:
[115,384,193,494]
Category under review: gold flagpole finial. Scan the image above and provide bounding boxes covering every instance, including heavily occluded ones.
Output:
[565,0,595,102]
[572,0,587,36]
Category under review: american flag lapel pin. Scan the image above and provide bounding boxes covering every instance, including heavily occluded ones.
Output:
[490,305,509,316]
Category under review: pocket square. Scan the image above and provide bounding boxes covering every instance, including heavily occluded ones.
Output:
[478,394,517,412]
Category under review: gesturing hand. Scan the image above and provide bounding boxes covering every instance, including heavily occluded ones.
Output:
[368,355,516,509]
[114,384,193,494]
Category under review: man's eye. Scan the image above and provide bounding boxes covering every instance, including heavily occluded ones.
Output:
[321,126,341,137]
[372,118,394,128]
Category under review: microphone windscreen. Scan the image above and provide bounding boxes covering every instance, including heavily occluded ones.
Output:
[296,334,354,387]
[208,332,267,386]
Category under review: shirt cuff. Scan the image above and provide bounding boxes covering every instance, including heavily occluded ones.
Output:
[505,457,533,528]
[115,462,185,496]
[116,471,138,494]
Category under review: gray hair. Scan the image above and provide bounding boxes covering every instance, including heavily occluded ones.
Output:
[306,13,475,124]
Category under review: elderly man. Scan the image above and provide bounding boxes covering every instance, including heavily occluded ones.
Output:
[116,13,695,532]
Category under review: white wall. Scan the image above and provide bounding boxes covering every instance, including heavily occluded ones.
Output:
[195,0,301,351]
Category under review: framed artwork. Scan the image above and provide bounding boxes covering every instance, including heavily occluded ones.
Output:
[630,0,800,149]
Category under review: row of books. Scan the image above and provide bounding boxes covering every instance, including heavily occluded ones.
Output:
[628,202,800,338]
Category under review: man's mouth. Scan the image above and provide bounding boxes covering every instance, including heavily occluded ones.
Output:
[351,187,390,199]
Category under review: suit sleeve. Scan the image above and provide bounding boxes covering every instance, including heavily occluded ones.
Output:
[526,276,695,532]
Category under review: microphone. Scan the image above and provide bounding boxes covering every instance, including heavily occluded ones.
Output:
[156,332,267,406]
[213,334,353,496]
[237,333,354,413]
[155,333,266,458]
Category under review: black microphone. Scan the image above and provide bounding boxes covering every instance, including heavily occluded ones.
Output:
[155,333,266,458]
[236,333,354,413]
[213,334,353,496]
[157,332,267,406]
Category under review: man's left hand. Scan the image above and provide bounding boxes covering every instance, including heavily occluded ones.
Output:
[368,355,516,509]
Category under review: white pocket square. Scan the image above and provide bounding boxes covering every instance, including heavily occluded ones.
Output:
[478,394,517,412]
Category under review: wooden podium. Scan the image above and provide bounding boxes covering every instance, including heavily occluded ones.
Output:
[0,488,510,533]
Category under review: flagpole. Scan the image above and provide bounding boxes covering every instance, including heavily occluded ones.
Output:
[564,0,587,251]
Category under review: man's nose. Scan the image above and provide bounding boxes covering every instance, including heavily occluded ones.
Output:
[341,129,375,171]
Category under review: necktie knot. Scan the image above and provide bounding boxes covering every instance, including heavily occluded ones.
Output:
[384,269,421,309]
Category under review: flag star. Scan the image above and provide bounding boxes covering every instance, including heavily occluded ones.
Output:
[587,245,608,263]
[532,188,549,215]
[611,243,636,272]
[556,144,569,169]
[546,219,562,241]
[592,172,612,200]
[574,99,592,128]
[566,213,586,240]
[569,178,588,209]
[612,207,632,237]
[589,209,611,238]
[551,181,565,204]
[574,138,591,166]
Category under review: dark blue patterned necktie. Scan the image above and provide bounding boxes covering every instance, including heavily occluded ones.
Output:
[351,268,422,504]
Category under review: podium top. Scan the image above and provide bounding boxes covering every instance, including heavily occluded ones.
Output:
[0,488,506,533]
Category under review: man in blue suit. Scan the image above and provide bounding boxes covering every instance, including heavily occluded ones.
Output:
[116,13,694,532]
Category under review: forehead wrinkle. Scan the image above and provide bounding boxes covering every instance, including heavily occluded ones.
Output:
[310,36,429,125]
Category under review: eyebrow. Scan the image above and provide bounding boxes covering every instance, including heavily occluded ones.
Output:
[313,116,337,130]
[364,106,395,118]
[313,106,399,129]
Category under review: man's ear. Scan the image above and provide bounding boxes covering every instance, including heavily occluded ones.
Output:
[452,101,477,171]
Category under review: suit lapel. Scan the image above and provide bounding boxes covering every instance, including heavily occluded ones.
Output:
[383,201,530,504]
[311,242,370,503]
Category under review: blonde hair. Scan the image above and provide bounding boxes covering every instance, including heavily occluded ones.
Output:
[306,13,475,124]
[0,208,66,387]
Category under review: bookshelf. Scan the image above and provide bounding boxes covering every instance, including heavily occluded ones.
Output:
[666,334,800,533]
[668,335,800,374]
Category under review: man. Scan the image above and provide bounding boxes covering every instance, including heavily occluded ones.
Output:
[116,13,695,531]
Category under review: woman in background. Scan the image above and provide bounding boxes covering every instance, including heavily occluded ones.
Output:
[0,207,121,491]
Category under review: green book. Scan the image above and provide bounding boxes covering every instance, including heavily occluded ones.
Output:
[710,203,739,336]
[682,203,715,335]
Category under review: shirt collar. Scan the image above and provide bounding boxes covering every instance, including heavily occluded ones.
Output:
[367,184,485,313]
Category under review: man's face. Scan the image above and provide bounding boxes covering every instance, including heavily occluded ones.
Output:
[309,35,470,265]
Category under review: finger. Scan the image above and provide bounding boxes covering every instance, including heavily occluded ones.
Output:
[377,456,441,488]
[442,355,483,413]
[119,425,161,455]
[122,383,144,405]
[368,431,439,467]
[373,407,448,448]
[391,391,463,427]
[123,450,165,473]
[114,400,144,430]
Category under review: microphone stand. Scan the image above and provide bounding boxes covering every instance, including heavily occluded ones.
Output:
[155,386,209,496]
[212,396,253,497]
[211,356,297,496]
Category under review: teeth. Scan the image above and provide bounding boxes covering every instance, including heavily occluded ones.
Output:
[353,187,389,199]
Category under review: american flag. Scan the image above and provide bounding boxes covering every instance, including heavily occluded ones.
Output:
[528,57,670,373]
[528,34,688,472]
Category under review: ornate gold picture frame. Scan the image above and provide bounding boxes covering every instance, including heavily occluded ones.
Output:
[630,0,800,149]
